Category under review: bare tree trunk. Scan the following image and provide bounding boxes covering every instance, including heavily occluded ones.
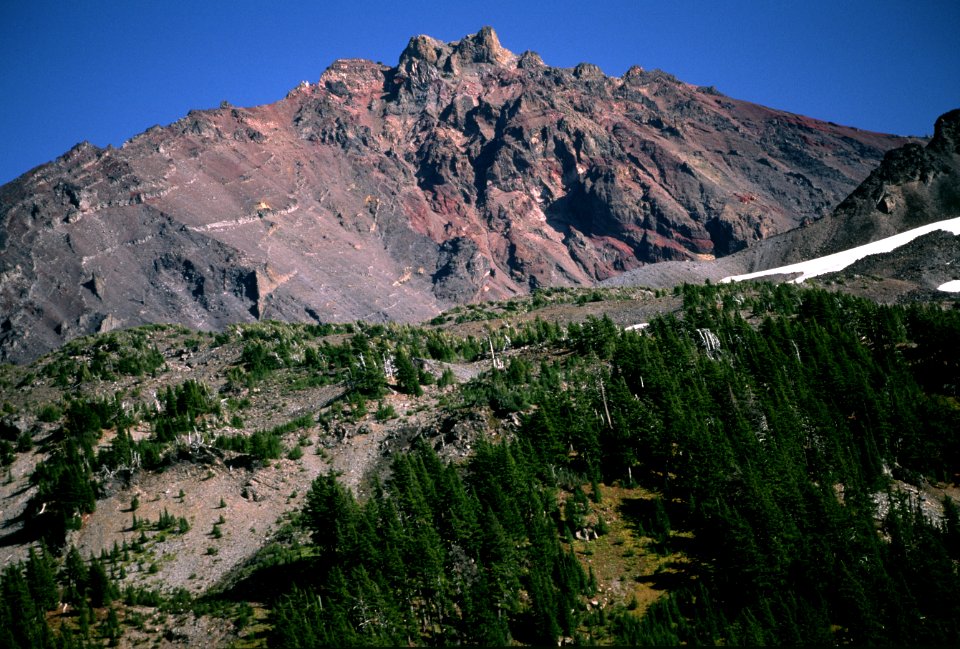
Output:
[599,378,612,429]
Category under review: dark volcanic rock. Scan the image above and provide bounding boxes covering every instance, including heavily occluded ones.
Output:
[832,230,960,291]
[606,110,960,291]
[0,28,913,362]
[736,109,960,269]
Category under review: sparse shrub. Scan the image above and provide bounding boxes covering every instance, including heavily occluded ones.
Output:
[596,516,609,536]
[123,585,162,607]
[156,508,176,531]
[37,403,62,423]
[347,393,368,421]
[375,401,397,421]
[438,368,457,388]
[15,430,32,452]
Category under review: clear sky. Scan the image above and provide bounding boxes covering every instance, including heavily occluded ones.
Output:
[1,1,958,185]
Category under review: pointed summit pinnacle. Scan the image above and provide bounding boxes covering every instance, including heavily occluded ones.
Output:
[399,27,516,72]
[452,26,513,66]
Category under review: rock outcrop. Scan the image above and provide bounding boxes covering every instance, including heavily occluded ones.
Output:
[604,110,960,293]
[740,109,960,268]
[0,28,913,362]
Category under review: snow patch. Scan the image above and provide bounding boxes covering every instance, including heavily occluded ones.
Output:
[624,322,649,331]
[721,216,960,284]
[938,280,960,292]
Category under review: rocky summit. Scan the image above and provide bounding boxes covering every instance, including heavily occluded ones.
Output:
[0,27,913,362]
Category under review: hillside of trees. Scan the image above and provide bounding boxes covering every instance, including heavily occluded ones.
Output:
[263,283,960,646]
[1,283,959,646]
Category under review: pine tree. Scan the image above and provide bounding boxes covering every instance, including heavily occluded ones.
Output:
[61,545,88,605]
[25,544,59,611]
[302,472,359,562]
[2,563,50,649]
[528,564,561,645]
[103,606,121,645]
[87,555,116,607]
[394,347,423,396]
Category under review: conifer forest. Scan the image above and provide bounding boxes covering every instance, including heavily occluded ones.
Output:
[1,283,959,646]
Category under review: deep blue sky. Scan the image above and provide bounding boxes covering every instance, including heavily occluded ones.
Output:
[2,1,958,185]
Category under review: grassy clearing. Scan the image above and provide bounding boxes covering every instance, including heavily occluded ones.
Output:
[565,483,695,620]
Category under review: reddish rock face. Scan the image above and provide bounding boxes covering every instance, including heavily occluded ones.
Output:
[0,28,913,362]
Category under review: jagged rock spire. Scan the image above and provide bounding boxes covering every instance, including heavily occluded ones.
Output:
[399,26,516,73]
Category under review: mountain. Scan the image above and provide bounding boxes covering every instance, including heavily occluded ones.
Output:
[733,108,960,269]
[0,27,911,363]
[606,109,960,291]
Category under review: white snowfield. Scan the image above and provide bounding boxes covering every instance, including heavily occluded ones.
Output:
[939,280,960,292]
[720,216,960,288]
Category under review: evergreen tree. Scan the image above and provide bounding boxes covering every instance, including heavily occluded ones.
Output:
[60,545,88,605]
[1,563,50,649]
[102,606,121,645]
[302,472,360,562]
[87,555,116,607]
[394,347,423,396]
[25,545,59,611]
[256,284,960,646]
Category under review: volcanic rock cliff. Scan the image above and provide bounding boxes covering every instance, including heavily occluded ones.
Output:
[0,27,912,362]
[602,109,960,292]
[741,108,960,267]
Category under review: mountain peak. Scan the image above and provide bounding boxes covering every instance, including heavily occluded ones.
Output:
[399,27,515,73]
[399,34,447,67]
[452,26,513,65]
[0,27,915,363]
[931,108,960,155]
